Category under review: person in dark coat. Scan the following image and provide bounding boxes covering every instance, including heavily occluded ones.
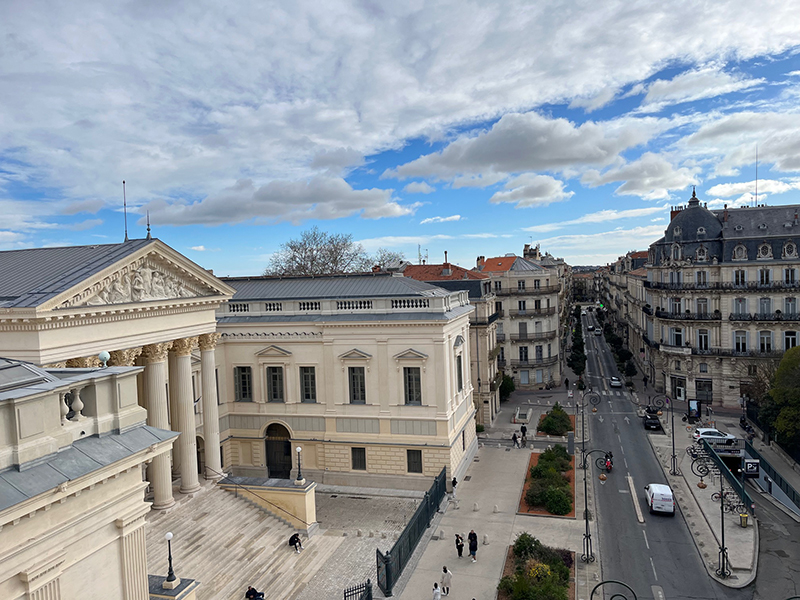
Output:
[468,529,478,562]
[455,533,464,558]
[451,476,458,498]
[288,532,303,553]
[245,586,264,599]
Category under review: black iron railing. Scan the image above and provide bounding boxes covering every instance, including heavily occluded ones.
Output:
[745,441,800,512]
[344,579,373,600]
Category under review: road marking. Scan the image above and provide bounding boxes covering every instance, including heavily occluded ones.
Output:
[650,556,658,580]
[619,489,629,493]
[651,585,665,600]
[624,458,628,468]
[642,530,649,549]
[627,474,645,523]
[624,416,630,425]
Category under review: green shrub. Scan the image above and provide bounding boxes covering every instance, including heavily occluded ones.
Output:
[476,423,485,433]
[512,532,540,560]
[499,375,516,401]
[543,487,572,515]
[498,576,514,594]
[537,404,573,436]
[525,480,548,507]
[506,534,570,600]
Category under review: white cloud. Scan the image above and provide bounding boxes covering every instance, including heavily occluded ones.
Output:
[640,66,763,110]
[420,214,461,224]
[489,174,573,208]
[536,225,666,265]
[404,181,436,194]
[582,153,698,199]
[707,179,800,197]
[62,198,106,215]
[568,88,618,113]
[191,245,208,251]
[144,177,414,226]
[523,205,668,232]
[69,218,103,231]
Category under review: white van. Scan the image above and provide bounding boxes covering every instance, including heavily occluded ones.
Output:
[644,483,675,515]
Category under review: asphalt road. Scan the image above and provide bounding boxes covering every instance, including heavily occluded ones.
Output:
[579,312,754,600]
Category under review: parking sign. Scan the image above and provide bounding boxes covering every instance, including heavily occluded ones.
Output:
[744,459,760,479]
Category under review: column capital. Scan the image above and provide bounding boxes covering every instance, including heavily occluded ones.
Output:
[172,336,199,356]
[109,347,143,367]
[142,342,173,364]
[65,356,101,368]
[198,332,221,351]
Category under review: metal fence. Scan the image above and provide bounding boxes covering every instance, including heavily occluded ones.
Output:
[746,403,800,464]
[344,579,372,600]
[745,441,800,512]
[376,466,447,596]
[701,439,753,512]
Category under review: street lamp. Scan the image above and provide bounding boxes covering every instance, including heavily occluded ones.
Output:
[715,475,731,578]
[576,389,601,563]
[162,531,180,589]
[295,446,304,485]
[649,394,676,475]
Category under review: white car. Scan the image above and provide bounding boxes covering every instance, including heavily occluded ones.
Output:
[609,376,623,388]
[644,483,675,515]
[581,310,587,316]
[692,428,736,442]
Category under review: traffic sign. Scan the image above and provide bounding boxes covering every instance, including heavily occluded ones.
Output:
[744,458,760,478]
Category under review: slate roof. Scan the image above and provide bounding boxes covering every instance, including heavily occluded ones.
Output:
[0,425,177,512]
[0,358,60,393]
[221,273,451,301]
[0,238,153,308]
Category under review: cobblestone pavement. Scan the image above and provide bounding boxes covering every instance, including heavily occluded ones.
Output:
[300,492,421,600]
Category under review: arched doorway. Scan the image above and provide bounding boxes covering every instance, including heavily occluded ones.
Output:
[264,423,292,479]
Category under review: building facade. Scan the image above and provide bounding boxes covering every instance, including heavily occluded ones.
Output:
[476,253,562,389]
[214,273,478,490]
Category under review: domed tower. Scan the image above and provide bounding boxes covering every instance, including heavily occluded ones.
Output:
[654,188,723,267]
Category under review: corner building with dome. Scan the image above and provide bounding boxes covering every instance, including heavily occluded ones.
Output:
[642,190,800,408]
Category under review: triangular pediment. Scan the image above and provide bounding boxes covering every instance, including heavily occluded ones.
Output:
[47,240,235,310]
[339,349,372,360]
[256,345,292,357]
[394,348,428,361]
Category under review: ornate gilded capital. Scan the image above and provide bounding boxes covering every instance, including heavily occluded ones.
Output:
[65,356,101,368]
[172,336,198,356]
[198,332,221,351]
[141,342,173,364]
[108,347,143,367]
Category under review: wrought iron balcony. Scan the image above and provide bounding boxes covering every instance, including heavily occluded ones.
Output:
[507,307,557,317]
[729,311,800,322]
[645,280,800,292]
[509,330,558,342]
[496,333,506,342]
[691,347,784,359]
[643,305,653,315]
[510,356,559,368]
[494,285,560,296]
[654,310,722,321]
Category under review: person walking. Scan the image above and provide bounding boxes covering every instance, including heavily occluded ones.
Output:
[512,432,520,449]
[468,530,478,563]
[455,533,464,558]
[441,566,453,596]
[451,476,458,498]
[432,582,442,600]
[520,424,527,447]
[564,377,570,389]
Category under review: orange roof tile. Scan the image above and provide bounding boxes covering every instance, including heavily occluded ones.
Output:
[630,251,648,259]
[477,256,519,273]
[403,263,487,281]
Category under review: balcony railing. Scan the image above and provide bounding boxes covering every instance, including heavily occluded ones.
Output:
[510,356,559,368]
[494,285,560,296]
[654,310,722,321]
[509,330,558,342]
[508,307,557,317]
[645,280,800,292]
[692,347,784,359]
[729,312,800,322]
[497,358,507,368]
[643,305,653,315]
[496,333,506,342]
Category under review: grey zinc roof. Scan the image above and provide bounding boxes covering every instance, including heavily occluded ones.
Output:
[712,204,800,237]
[0,358,60,392]
[222,273,452,301]
[0,425,177,512]
[0,238,153,308]
[510,257,547,272]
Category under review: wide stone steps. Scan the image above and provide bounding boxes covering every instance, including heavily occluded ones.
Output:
[146,484,343,600]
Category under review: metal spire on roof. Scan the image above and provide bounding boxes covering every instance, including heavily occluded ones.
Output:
[122,180,129,242]
[146,211,152,240]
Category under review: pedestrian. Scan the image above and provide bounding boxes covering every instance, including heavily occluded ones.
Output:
[288,532,303,553]
[441,566,452,596]
[564,377,569,389]
[643,376,648,390]
[245,586,265,599]
[520,424,527,446]
[432,582,441,600]
[512,432,520,449]
[468,530,478,563]
[455,533,464,558]
[451,476,458,498]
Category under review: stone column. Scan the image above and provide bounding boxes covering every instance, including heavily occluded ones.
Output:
[173,336,201,494]
[108,347,143,367]
[199,333,223,481]
[116,512,149,600]
[168,351,181,478]
[142,342,175,510]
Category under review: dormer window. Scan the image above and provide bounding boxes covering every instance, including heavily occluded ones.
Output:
[697,227,706,236]
[758,243,773,259]
[673,226,682,239]
[759,223,768,230]
[735,225,744,232]
[671,244,681,261]
[784,242,798,259]
[696,246,708,262]
[733,244,747,261]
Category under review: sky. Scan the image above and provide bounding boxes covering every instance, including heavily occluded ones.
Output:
[2,2,800,275]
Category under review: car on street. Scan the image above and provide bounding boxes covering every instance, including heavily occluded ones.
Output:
[587,325,594,331]
[644,483,675,515]
[692,428,737,442]
[594,329,602,336]
[581,310,587,316]
[643,414,662,430]
[609,376,622,388]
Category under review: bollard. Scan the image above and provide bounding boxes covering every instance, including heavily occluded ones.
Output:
[493,505,499,513]
[473,502,480,512]
[369,530,374,538]
[357,529,363,537]
[439,529,445,540]
[482,534,489,545]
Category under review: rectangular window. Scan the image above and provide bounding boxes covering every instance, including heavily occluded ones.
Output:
[300,367,316,403]
[759,331,773,353]
[234,366,252,402]
[696,271,708,286]
[670,327,683,346]
[697,298,708,314]
[534,279,541,289]
[760,269,771,285]
[517,280,525,291]
[669,271,682,284]
[734,298,747,314]
[456,356,463,392]
[495,301,503,314]
[266,366,284,402]
[462,430,465,451]
[519,346,528,362]
[670,297,681,313]
[734,269,746,286]
[498,347,505,362]
[215,368,220,405]
[786,268,796,285]
[759,297,771,315]
[785,331,797,350]
[351,447,366,471]
[535,299,542,310]
[494,281,502,291]
[735,331,747,353]
[698,329,709,351]
[404,367,422,405]
[518,300,526,311]
[407,449,423,474]
[348,366,366,404]
[547,343,551,358]
[785,297,797,314]
[696,380,713,402]
[699,362,708,373]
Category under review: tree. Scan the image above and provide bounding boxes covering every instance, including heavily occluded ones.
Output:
[499,374,516,401]
[264,227,404,276]
[767,348,800,450]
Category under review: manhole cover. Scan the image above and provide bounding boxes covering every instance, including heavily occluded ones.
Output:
[464,476,472,481]
[330,495,338,498]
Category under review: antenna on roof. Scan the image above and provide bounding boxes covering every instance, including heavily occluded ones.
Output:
[122,180,129,242]
[754,143,758,208]
[146,211,152,240]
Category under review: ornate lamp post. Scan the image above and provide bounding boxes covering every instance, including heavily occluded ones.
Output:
[576,389,601,563]
[295,446,305,485]
[162,531,180,589]
[716,474,731,578]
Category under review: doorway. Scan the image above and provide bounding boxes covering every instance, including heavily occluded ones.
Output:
[196,436,206,477]
[265,423,292,479]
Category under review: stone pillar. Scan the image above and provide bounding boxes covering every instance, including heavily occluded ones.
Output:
[142,342,175,510]
[173,337,201,494]
[199,333,223,481]
[168,351,181,478]
[116,511,149,600]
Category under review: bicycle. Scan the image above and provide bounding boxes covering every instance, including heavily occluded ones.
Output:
[711,490,738,503]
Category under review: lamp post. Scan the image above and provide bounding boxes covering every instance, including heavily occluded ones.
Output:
[295,446,305,485]
[576,389,601,563]
[162,531,180,589]
[716,475,730,578]
[650,394,675,475]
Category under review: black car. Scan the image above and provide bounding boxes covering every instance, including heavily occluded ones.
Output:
[644,414,662,430]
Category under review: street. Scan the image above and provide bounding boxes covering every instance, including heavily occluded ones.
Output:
[581,311,753,600]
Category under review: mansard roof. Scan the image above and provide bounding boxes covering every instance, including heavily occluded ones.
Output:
[478,256,547,273]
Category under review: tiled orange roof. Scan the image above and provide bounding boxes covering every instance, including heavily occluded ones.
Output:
[630,251,648,259]
[478,256,518,272]
[403,263,487,281]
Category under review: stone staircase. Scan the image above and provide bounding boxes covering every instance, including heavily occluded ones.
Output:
[146,484,343,600]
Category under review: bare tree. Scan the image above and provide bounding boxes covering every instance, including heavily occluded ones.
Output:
[263,227,404,276]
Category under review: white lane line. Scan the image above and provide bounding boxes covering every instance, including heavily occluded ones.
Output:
[642,530,650,549]
[650,556,658,581]
[624,458,629,468]
[619,444,624,454]
[628,474,645,523]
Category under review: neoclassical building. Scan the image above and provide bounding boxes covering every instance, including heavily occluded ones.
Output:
[607,190,800,408]
[214,273,478,490]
